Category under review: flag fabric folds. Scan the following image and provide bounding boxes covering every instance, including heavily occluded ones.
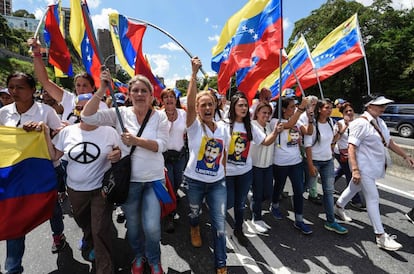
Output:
[259,34,313,98]
[109,13,165,99]
[44,3,73,76]
[299,13,364,90]
[211,0,283,100]
[0,126,57,240]
[113,79,128,94]
[70,0,102,88]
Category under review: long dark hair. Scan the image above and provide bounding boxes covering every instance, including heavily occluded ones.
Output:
[272,96,295,119]
[313,98,333,145]
[7,72,36,89]
[228,92,253,141]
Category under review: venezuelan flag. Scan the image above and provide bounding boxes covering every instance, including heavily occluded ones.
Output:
[44,3,73,76]
[259,34,313,99]
[109,13,165,99]
[299,13,364,91]
[70,0,102,88]
[211,0,283,99]
[0,126,57,240]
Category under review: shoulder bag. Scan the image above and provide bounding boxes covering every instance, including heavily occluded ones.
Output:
[102,109,152,204]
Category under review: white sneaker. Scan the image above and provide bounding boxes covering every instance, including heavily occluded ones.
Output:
[334,205,352,222]
[252,220,269,233]
[376,233,402,251]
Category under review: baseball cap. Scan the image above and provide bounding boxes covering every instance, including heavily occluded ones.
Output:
[282,88,295,98]
[364,96,394,107]
[114,93,126,105]
[334,98,346,106]
[0,88,10,95]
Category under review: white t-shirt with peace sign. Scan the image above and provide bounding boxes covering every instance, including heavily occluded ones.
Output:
[52,124,120,191]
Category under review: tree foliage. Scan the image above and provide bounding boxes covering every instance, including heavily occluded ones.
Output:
[289,0,414,109]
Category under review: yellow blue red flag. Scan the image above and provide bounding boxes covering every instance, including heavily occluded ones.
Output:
[212,0,283,102]
[109,13,166,99]
[299,13,364,90]
[69,0,102,88]
[0,126,57,240]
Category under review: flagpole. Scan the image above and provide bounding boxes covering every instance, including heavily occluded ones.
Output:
[277,0,284,147]
[314,68,324,100]
[128,17,209,79]
[356,14,371,95]
[33,7,48,39]
[81,2,127,132]
[285,55,305,97]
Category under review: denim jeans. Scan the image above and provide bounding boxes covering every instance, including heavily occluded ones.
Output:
[184,176,227,268]
[121,181,161,265]
[251,166,273,221]
[306,159,336,223]
[226,169,253,231]
[303,158,318,198]
[5,237,25,274]
[165,156,186,193]
[273,162,304,217]
[334,153,361,204]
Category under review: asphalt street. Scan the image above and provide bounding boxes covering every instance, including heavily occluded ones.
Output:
[1,170,414,274]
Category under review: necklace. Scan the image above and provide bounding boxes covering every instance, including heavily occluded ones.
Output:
[165,109,177,122]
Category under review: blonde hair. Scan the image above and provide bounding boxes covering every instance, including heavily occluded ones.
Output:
[196,90,216,108]
[128,74,154,95]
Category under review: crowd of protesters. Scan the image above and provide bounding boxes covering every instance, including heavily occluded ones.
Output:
[1,42,414,274]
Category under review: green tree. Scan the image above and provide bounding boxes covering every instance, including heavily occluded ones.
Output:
[12,9,35,19]
[289,0,414,109]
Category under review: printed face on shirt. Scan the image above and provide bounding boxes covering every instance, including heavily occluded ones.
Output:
[7,76,35,103]
[196,137,224,176]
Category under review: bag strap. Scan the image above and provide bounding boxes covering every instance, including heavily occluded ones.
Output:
[129,108,153,155]
[360,116,387,147]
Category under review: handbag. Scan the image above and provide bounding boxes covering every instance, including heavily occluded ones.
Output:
[339,148,349,163]
[102,109,152,204]
[152,168,177,218]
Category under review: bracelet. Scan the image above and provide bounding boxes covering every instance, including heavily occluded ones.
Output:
[94,93,103,100]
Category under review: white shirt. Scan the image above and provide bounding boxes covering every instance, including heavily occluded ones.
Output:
[184,119,229,183]
[304,119,334,161]
[52,124,120,191]
[165,108,186,151]
[81,107,169,182]
[348,111,390,179]
[333,119,350,153]
[226,121,265,176]
[250,120,274,168]
[61,90,107,124]
[271,118,303,166]
[0,101,62,130]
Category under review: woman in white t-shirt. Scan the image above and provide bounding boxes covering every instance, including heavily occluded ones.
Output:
[82,71,169,274]
[250,102,284,233]
[160,87,187,233]
[269,97,313,235]
[183,57,229,274]
[225,92,280,247]
[304,99,347,235]
[46,93,121,274]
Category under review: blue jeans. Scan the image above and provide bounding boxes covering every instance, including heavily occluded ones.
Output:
[272,162,304,217]
[226,169,253,231]
[165,156,186,193]
[251,166,273,221]
[184,176,227,268]
[121,181,161,265]
[5,237,25,274]
[305,159,336,223]
[334,153,361,204]
[49,200,64,236]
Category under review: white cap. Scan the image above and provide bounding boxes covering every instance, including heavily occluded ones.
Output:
[364,96,394,107]
[0,88,10,95]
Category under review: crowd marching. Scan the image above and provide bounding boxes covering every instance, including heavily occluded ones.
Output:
[2,40,414,274]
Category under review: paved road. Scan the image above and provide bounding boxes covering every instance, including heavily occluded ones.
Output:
[1,172,414,274]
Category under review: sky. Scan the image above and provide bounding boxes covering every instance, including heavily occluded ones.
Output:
[13,0,413,87]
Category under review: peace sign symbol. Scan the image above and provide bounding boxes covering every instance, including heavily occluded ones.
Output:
[68,142,101,164]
